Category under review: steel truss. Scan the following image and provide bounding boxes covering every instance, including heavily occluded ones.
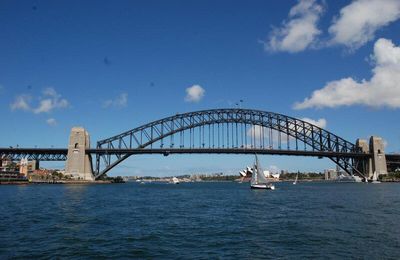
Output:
[0,148,67,161]
[95,108,366,179]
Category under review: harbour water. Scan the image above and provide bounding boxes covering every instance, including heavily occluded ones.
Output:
[1,182,400,258]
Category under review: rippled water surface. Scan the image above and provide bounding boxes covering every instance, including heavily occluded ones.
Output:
[1,182,400,259]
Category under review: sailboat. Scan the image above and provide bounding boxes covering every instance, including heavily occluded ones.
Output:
[293,172,298,185]
[251,155,275,190]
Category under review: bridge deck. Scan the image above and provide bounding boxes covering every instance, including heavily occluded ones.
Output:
[0,147,373,161]
[89,148,371,158]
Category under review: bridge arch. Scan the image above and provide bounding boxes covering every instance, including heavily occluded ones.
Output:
[95,108,362,179]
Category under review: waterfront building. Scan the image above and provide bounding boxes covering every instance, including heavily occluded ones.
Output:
[0,157,13,171]
[0,171,25,181]
[325,169,338,180]
[0,157,27,181]
[19,159,38,177]
[32,169,53,177]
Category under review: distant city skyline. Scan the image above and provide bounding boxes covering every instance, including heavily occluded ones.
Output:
[1,0,400,176]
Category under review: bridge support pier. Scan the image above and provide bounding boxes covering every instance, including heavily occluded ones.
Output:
[355,139,372,178]
[65,127,94,181]
[355,136,387,179]
[370,136,388,177]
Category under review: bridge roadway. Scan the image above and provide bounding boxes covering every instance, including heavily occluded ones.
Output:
[386,154,400,163]
[0,147,375,161]
[2,147,400,174]
[386,154,400,171]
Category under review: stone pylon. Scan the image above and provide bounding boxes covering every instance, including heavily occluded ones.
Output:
[65,127,94,181]
[355,136,388,179]
[369,136,388,177]
[355,139,372,178]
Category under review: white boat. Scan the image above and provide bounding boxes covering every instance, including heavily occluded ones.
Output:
[250,155,275,190]
[371,171,381,184]
[239,170,247,177]
[171,177,180,184]
[337,173,363,183]
[293,172,298,185]
[353,175,363,183]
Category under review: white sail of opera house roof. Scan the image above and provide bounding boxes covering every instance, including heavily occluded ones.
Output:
[263,170,280,179]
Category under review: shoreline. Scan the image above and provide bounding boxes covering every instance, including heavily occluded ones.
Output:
[2,179,400,185]
[0,180,113,185]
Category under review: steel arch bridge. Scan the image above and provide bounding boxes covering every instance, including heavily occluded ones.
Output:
[95,108,365,179]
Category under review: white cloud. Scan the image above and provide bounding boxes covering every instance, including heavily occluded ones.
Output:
[382,138,388,149]
[301,117,327,128]
[10,95,32,111]
[35,99,54,114]
[43,87,58,97]
[10,88,69,114]
[33,88,69,114]
[294,38,400,109]
[264,0,324,53]
[46,118,57,126]
[245,118,327,147]
[247,125,262,138]
[103,93,128,108]
[185,85,205,103]
[268,165,280,174]
[246,125,291,147]
[329,0,400,50]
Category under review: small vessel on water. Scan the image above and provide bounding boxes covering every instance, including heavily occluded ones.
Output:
[293,172,298,185]
[171,177,180,184]
[251,155,275,190]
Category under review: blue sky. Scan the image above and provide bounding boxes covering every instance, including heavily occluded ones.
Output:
[1,0,400,176]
